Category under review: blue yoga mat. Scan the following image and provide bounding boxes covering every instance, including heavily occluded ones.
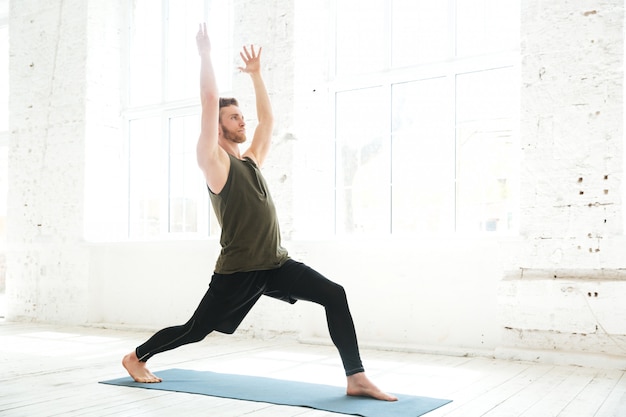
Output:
[100,368,451,417]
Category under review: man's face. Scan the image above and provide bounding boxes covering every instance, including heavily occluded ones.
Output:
[219,105,246,144]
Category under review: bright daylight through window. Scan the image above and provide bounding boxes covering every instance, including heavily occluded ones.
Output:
[0,14,8,307]
[126,0,231,239]
[331,0,520,236]
[126,0,520,239]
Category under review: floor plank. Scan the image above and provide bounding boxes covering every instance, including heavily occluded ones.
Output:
[558,369,625,417]
[593,372,626,417]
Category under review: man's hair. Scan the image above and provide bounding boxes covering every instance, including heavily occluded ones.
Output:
[219,97,239,109]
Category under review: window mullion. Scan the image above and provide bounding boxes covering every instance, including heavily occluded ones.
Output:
[385,82,393,235]
[162,0,169,103]
[163,113,171,235]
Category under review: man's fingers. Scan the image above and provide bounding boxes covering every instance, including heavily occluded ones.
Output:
[241,45,261,61]
[197,22,207,37]
[242,45,251,60]
[197,25,204,39]
[239,45,261,69]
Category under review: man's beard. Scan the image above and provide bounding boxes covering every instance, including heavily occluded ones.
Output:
[221,125,246,144]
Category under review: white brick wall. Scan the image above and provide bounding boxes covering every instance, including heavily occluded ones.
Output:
[7,0,86,322]
[520,1,623,245]
[500,0,626,360]
[519,0,623,271]
[6,0,122,322]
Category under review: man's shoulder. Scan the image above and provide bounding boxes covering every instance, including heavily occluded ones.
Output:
[241,150,260,168]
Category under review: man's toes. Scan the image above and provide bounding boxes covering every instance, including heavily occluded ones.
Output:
[148,373,162,382]
[145,374,162,383]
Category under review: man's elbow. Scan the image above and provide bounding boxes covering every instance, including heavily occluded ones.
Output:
[200,89,219,105]
[259,114,274,129]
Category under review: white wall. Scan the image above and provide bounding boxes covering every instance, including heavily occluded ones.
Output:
[5,0,626,368]
[499,0,626,365]
[86,236,513,356]
[6,0,92,322]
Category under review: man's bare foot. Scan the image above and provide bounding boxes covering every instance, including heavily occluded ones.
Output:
[347,372,398,401]
[122,351,162,383]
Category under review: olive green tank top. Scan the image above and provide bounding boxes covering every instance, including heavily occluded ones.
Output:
[208,154,289,274]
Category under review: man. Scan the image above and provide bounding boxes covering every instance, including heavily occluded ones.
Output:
[122,23,397,402]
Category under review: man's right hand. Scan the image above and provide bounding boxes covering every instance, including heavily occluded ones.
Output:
[196,22,211,56]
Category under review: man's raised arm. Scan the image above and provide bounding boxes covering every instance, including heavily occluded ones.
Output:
[240,46,274,168]
[196,23,229,194]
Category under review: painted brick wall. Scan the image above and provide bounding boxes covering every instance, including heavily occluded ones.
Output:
[6,0,122,322]
[7,0,88,322]
[520,0,623,260]
[500,0,626,360]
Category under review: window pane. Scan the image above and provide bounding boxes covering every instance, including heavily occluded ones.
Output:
[168,114,202,233]
[166,0,205,101]
[0,146,6,243]
[206,0,233,92]
[129,117,164,238]
[0,26,7,132]
[456,0,520,57]
[392,1,449,67]
[392,77,455,234]
[165,0,233,99]
[129,1,163,106]
[455,67,519,233]
[336,87,389,234]
[335,0,386,76]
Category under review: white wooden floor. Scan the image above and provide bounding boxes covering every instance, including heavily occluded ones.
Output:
[0,320,625,417]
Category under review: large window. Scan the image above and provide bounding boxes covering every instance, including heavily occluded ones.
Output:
[0,23,6,134]
[1,6,8,300]
[332,0,520,235]
[126,0,232,239]
[1,12,8,240]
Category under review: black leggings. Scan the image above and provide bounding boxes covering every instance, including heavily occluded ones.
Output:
[135,260,365,376]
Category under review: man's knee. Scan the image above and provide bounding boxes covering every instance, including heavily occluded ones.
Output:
[185,319,213,343]
[328,282,348,306]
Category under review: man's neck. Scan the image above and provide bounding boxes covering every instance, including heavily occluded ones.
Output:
[218,140,242,160]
